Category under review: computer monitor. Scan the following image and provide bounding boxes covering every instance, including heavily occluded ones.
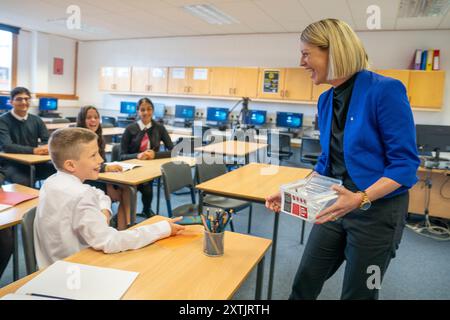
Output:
[206,107,228,124]
[0,96,12,111]
[314,114,319,130]
[416,124,450,160]
[153,103,165,120]
[120,101,137,115]
[245,110,267,126]
[276,112,303,129]
[175,105,195,120]
[39,98,58,111]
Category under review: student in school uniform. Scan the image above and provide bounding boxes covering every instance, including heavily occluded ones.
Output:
[76,105,131,230]
[34,127,184,269]
[0,168,13,280]
[0,87,55,186]
[120,98,174,218]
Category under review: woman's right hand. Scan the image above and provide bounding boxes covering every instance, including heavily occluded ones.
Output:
[265,192,282,213]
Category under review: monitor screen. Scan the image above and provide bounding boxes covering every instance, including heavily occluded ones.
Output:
[276,112,303,129]
[206,107,228,123]
[246,110,267,126]
[39,98,58,111]
[0,96,12,110]
[120,101,137,115]
[175,105,195,120]
[416,124,450,153]
[153,103,165,119]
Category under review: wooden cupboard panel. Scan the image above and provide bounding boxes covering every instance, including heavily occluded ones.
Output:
[131,67,149,92]
[233,68,258,98]
[168,67,189,94]
[188,67,210,95]
[257,68,285,99]
[376,69,410,92]
[114,67,131,92]
[283,68,312,101]
[148,67,168,93]
[99,67,115,91]
[210,67,235,96]
[408,70,445,109]
[312,83,332,101]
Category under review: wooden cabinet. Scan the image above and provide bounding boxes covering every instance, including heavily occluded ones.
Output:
[257,68,312,101]
[376,69,445,110]
[168,67,210,95]
[210,67,259,98]
[131,67,168,93]
[99,67,131,91]
[312,84,332,101]
[408,70,445,109]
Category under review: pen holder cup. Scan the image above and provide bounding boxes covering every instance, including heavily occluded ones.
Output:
[203,230,224,257]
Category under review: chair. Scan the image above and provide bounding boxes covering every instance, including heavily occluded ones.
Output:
[175,136,202,157]
[196,162,254,233]
[267,131,293,163]
[300,137,322,166]
[111,143,121,162]
[161,161,198,218]
[117,119,133,128]
[21,207,37,275]
[51,118,70,124]
[66,116,77,123]
[101,116,117,127]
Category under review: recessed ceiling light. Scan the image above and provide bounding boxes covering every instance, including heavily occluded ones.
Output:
[183,4,240,25]
[397,0,450,18]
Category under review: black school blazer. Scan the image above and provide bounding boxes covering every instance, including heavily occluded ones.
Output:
[120,120,174,160]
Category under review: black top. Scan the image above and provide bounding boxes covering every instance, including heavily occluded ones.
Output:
[329,74,359,192]
[0,112,49,154]
[120,120,174,161]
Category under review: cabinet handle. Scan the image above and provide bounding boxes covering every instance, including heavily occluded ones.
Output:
[149,85,152,92]
[284,90,288,98]
[233,88,237,95]
[189,86,192,93]
[229,88,232,95]
[280,90,284,97]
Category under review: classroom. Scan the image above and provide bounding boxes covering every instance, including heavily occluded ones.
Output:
[0,0,449,302]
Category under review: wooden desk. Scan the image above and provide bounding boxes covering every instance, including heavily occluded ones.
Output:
[0,184,39,281]
[0,153,51,187]
[409,167,450,219]
[98,156,197,225]
[195,141,267,165]
[196,163,312,299]
[102,127,125,136]
[0,216,272,300]
[45,122,76,131]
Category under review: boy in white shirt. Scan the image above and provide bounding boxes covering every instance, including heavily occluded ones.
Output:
[34,127,184,269]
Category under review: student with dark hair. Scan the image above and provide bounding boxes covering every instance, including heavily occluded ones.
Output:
[76,105,131,230]
[0,87,55,186]
[120,98,173,217]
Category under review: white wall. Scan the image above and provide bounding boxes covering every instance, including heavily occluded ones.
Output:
[16,30,78,111]
[77,30,450,126]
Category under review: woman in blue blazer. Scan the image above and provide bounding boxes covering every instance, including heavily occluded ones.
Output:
[266,19,420,299]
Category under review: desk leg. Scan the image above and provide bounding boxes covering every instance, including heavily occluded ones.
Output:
[255,255,265,300]
[12,225,19,281]
[267,212,279,300]
[30,165,36,188]
[127,185,137,226]
[156,178,161,214]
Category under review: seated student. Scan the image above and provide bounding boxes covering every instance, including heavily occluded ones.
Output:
[120,98,174,218]
[34,127,184,269]
[76,106,130,230]
[0,168,13,280]
[0,87,55,186]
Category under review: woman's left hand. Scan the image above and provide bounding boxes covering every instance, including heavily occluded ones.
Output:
[105,164,123,172]
[315,185,363,224]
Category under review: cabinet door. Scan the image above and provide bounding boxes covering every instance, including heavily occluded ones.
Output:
[99,67,115,91]
[409,70,445,109]
[376,69,410,92]
[188,67,210,95]
[131,67,149,92]
[283,68,312,101]
[114,67,131,92]
[168,67,189,94]
[148,67,168,93]
[233,67,258,98]
[210,67,235,96]
[257,68,285,99]
[312,83,332,101]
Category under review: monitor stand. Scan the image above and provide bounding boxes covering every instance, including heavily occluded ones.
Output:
[39,111,61,118]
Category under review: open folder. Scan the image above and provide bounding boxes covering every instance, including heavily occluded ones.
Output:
[0,190,38,212]
[2,261,139,300]
[104,161,142,172]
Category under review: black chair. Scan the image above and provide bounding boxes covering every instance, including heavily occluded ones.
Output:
[111,143,121,162]
[102,116,117,127]
[267,131,293,163]
[117,119,133,128]
[300,137,322,166]
[66,116,77,123]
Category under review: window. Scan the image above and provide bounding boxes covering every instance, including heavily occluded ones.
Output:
[0,30,13,91]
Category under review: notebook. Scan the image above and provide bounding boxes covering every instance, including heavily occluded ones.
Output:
[105,162,142,172]
[4,261,139,300]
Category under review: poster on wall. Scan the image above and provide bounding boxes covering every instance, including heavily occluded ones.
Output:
[53,58,64,75]
[263,70,280,93]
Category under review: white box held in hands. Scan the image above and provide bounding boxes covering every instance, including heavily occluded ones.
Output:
[280,174,342,222]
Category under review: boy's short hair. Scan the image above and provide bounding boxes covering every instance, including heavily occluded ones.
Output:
[49,128,98,170]
[10,87,31,100]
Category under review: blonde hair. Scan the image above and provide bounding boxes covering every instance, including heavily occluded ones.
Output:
[49,127,98,170]
[301,19,369,80]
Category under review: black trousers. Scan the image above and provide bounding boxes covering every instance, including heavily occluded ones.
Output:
[290,192,409,300]
[0,228,13,279]
[138,181,153,216]
[3,162,56,187]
